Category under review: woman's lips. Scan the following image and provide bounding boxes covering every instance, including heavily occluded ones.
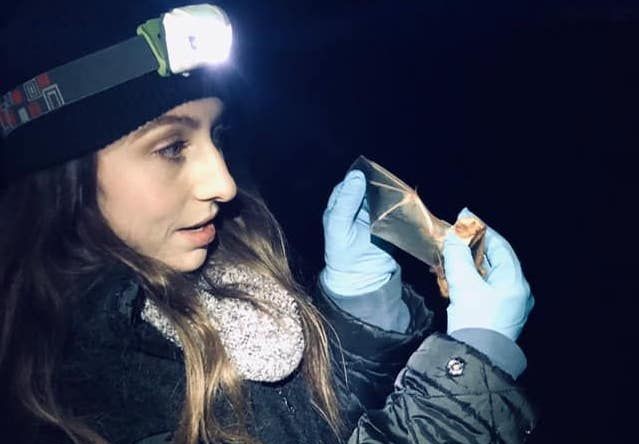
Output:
[179,221,216,246]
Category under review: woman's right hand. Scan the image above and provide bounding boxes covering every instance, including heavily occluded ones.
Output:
[443,208,535,341]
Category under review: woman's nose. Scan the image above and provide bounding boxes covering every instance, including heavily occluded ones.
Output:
[192,145,237,202]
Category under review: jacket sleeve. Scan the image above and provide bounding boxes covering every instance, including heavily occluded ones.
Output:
[324,269,528,380]
[314,274,539,443]
[320,267,411,333]
[348,332,539,443]
[313,275,436,432]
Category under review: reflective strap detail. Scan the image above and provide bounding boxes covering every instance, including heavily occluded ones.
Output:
[1,36,159,138]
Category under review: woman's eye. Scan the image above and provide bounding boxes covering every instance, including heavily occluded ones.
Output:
[156,141,188,162]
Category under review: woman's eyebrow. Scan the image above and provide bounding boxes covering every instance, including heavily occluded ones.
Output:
[134,115,201,139]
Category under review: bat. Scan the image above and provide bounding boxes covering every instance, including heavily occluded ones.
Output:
[348,155,487,297]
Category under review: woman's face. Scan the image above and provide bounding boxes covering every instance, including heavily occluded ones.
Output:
[97,97,237,272]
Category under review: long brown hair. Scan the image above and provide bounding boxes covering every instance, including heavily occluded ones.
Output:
[0,152,342,443]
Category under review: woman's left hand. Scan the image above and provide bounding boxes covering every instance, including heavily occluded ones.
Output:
[444,208,535,341]
[320,170,398,296]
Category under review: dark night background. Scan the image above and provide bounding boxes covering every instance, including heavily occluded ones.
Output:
[2,0,635,442]
[219,1,635,441]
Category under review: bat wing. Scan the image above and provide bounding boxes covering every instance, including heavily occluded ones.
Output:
[349,155,410,222]
[349,156,450,267]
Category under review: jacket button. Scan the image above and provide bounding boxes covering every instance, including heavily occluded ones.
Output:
[446,357,466,376]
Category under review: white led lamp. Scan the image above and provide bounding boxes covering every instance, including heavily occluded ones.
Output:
[0,4,232,138]
[138,4,232,77]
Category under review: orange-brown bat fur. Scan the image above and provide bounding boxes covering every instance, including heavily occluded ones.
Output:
[431,217,487,298]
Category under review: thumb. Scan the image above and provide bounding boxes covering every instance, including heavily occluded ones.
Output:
[442,231,484,293]
[327,170,366,232]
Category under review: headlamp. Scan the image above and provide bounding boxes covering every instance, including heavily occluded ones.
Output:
[0,3,232,139]
[138,4,233,77]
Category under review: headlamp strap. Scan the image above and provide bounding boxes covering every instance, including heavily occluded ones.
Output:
[1,4,232,140]
[1,36,159,138]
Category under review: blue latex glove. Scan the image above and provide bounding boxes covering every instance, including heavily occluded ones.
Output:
[320,170,399,296]
[444,208,535,341]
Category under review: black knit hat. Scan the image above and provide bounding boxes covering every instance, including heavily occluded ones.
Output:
[0,0,240,182]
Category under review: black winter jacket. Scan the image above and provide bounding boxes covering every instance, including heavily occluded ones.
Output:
[24,270,537,443]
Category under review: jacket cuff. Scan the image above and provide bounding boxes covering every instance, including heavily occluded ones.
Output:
[449,328,528,379]
[314,279,434,364]
[319,267,410,333]
[394,332,538,441]
[402,332,521,387]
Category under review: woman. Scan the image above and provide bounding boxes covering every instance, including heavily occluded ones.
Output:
[0,2,537,443]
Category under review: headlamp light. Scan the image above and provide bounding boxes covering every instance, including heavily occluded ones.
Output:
[0,3,232,138]
[138,4,232,77]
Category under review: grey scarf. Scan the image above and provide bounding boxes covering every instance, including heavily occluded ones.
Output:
[141,261,305,383]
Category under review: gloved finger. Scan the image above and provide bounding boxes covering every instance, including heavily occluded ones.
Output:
[483,226,525,289]
[322,181,345,230]
[457,207,494,274]
[326,170,367,234]
[443,231,485,294]
[325,181,345,215]
[457,208,525,288]
[526,292,535,315]
[457,206,476,220]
